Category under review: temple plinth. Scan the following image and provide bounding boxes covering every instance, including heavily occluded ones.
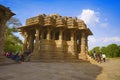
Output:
[19,14,93,61]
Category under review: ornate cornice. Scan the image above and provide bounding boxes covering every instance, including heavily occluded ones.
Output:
[25,14,86,29]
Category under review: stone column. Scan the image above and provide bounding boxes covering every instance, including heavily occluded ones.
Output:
[34,28,40,51]
[47,28,51,40]
[85,35,88,55]
[79,31,87,60]
[27,33,34,52]
[71,31,75,42]
[32,28,40,60]
[59,30,63,40]
[35,28,40,42]
[71,30,77,58]
[23,32,28,52]
[55,30,64,59]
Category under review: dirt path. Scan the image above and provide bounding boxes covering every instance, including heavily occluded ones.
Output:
[96,58,120,80]
[0,58,120,80]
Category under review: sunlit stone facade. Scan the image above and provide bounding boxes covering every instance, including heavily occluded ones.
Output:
[19,14,92,60]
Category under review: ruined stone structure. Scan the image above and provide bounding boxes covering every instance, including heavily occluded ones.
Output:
[0,5,15,54]
[19,14,92,61]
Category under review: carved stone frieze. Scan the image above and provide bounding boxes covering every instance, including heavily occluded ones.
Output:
[25,14,88,29]
[56,16,66,27]
[44,16,55,26]
[26,16,40,25]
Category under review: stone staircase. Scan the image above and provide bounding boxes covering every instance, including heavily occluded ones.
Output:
[31,57,89,63]
[87,54,100,64]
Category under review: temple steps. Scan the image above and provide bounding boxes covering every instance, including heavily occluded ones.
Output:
[31,59,89,63]
[87,54,101,64]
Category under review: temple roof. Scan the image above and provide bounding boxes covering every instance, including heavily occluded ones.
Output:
[0,4,15,16]
[18,14,93,35]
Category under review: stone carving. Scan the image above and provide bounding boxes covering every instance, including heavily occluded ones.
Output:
[56,16,66,27]
[77,19,83,29]
[67,17,76,28]
[38,14,44,25]
[26,16,40,25]
[19,14,93,61]
[25,14,87,29]
[44,16,55,26]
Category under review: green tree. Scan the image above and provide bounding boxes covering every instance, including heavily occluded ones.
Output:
[3,17,23,53]
[93,46,100,53]
[106,44,119,57]
[90,44,120,58]
[89,44,120,58]
[89,46,100,55]
[100,46,107,54]
[119,46,120,57]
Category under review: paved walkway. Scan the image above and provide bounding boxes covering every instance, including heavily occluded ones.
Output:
[0,58,120,80]
[0,61,101,80]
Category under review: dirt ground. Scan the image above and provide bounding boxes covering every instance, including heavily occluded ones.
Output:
[96,58,120,80]
[0,58,120,80]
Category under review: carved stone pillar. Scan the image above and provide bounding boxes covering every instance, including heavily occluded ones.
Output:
[32,28,40,59]
[27,33,34,52]
[79,31,87,60]
[23,32,28,52]
[71,31,75,41]
[35,28,40,41]
[34,28,40,52]
[55,30,65,59]
[71,30,77,57]
[85,35,88,55]
[47,28,51,40]
[59,30,63,40]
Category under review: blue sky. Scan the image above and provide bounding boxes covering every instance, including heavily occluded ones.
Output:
[0,0,120,49]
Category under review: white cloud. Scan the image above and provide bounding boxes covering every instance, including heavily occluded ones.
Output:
[88,36,98,50]
[78,9,100,27]
[88,37,120,50]
[78,9,109,28]
[100,23,108,27]
[102,37,120,43]
[88,36,96,44]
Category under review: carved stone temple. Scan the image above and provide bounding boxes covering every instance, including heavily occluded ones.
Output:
[19,14,93,61]
[0,5,15,54]
[0,5,15,63]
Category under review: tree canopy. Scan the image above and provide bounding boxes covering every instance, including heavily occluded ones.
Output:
[3,17,23,53]
[89,44,120,58]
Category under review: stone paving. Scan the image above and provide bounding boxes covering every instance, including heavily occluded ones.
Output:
[0,62,101,80]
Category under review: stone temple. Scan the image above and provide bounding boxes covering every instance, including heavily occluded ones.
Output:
[0,5,15,54]
[19,14,93,61]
